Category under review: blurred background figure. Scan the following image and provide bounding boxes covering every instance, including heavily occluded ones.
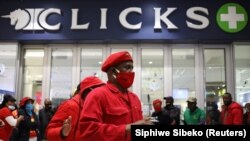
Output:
[0,94,24,141]
[151,99,175,125]
[220,92,243,125]
[17,97,40,141]
[39,98,55,141]
[163,96,180,125]
[205,102,220,125]
[243,103,250,125]
[183,97,205,125]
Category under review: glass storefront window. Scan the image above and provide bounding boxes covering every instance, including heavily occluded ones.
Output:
[81,48,103,80]
[234,44,250,107]
[111,48,133,55]
[172,49,195,114]
[141,49,164,115]
[50,48,73,106]
[0,43,18,103]
[22,49,44,110]
[204,49,225,110]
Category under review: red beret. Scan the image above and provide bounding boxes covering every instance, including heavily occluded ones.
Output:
[153,99,162,105]
[101,51,133,72]
[79,76,105,95]
[19,97,34,107]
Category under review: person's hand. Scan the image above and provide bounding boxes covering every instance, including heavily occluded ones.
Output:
[132,117,153,125]
[0,119,5,127]
[19,115,24,120]
[170,119,176,125]
[126,117,153,133]
[61,116,72,137]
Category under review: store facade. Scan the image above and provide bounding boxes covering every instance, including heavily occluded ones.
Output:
[0,0,250,115]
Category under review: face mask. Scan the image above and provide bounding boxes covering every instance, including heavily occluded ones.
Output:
[45,105,52,110]
[207,106,213,111]
[113,68,135,89]
[8,105,16,111]
[154,106,162,112]
[25,103,34,116]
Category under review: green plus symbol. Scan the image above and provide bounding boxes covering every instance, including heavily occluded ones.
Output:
[216,3,248,33]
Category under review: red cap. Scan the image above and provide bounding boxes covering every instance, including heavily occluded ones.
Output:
[79,76,105,95]
[101,51,133,72]
[19,97,34,107]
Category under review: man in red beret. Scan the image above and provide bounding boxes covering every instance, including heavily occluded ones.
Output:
[80,51,152,141]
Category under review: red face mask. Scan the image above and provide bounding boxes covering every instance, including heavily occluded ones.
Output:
[153,101,162,112]
[154,105,162,112]
[114,68,135,89]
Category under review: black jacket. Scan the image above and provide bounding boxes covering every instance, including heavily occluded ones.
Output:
[17,109,40,141]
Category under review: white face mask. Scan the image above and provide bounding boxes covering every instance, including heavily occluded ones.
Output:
[8,105,15,110]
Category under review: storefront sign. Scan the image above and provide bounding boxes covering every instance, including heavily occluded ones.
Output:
[0,0,249,41]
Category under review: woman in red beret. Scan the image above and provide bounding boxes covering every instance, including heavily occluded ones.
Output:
[80,51,152,141]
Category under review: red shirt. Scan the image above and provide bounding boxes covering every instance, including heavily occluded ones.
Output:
[80,82,143,141]
[0,107,14,141]
[46,94,83,141]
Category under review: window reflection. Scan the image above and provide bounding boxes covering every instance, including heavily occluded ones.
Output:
[50,48,72,106]
[0,44,17,98]
[141,49,163,116]
[204,49,226,111]
[22,49,44,111]
[81,48,103,80]
[172,49,195,114]
[234,45,250,106]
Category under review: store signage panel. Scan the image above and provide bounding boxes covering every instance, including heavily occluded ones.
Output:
[0,0,249,41]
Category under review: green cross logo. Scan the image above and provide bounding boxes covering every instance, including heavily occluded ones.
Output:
[216,3,248,33]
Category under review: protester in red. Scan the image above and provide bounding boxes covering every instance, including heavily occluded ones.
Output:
[0,94,24,141]
[46,76,105,141]
[151,99,175,125]
[80,51,152,141]
[220,92,243,125]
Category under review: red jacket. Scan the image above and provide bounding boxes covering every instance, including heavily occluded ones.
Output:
[0,107,14,141]
[220,101,243,125]
[46,94,83,141]
[80,82,143,141]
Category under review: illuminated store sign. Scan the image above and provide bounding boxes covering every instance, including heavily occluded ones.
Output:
[0,0,249,41]
[1,7,212,31]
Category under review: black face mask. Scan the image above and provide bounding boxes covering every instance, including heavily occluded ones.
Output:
[165,103,171,108]
[45,104,52,110]
[207,106,213,111]
[223,101,231,106]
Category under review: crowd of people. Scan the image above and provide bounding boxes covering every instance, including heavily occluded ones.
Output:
[0,95,56,141]
[151,92,246,126]
[0,51,249,141]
